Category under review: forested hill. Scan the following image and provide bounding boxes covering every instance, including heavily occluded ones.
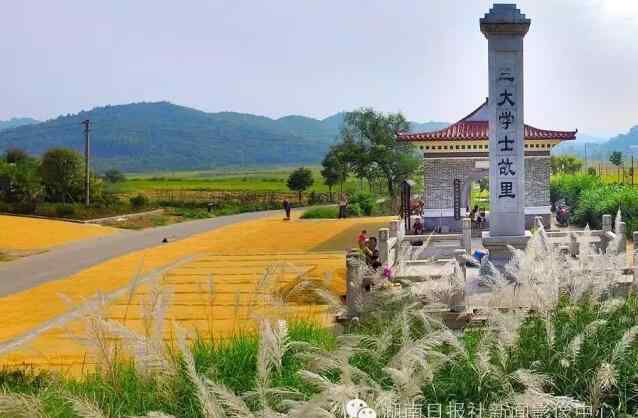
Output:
[0,102,447,172]
[0,117,39,131]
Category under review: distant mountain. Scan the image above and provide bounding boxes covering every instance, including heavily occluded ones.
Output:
[0,102,448,172]
[409,121,449,133]
[553,127,638,161]
[0,117,39,131]
[552,133,609,156]
[605,126,638,150]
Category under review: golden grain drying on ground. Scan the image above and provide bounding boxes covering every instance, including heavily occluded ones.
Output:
[0,215,116,251]
[0,214,393,372]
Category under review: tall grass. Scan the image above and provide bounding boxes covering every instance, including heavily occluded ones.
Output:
[2,227,638,417]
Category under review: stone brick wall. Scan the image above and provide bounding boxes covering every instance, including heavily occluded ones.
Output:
[423,156,550,209]
[524,157,550,207]
[423,159,476,209]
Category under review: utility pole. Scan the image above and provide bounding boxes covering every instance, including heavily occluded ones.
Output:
[82,119,91,207]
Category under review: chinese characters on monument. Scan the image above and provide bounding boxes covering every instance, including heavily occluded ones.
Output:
[495,69,518,201]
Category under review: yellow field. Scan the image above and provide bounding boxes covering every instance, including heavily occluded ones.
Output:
[0,215,116,252]
[0,213,393,372]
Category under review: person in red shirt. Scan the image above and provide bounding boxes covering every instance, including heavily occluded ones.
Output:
[357,230,368,250]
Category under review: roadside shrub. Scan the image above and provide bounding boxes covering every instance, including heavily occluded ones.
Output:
[550,174,601,208]
[11,200,37,214]
[572,183,638,233]
[129,194,149,209]
[348,202,363,217]
[54,204,75,218]
[348,191,375,216]
[170,207,212,219]
[300,207,339,219]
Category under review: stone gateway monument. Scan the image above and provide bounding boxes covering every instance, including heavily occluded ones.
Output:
[481,3,532,262]
[397,4,577,262]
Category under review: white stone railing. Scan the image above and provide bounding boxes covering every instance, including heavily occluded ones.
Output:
[378,218,472,269]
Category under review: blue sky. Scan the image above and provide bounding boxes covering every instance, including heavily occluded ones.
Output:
[2,0,637,136]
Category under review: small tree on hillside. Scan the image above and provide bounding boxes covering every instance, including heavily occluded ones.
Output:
[287,167,314,202]
[610,151,623,167]
[104,168,126,183]
[4,148,28,164]
[39,148,84,203]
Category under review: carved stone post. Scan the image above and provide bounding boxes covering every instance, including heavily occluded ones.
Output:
[633,232,638,284]
[602,214,612,233]
[569,232,579,258]
[461,218,472,254]
[378,228,390,265]
[601,214,613,253]
[454,249,467,280]
[389,220,400,238]
[616,221,627,254]
[346,249,365,318]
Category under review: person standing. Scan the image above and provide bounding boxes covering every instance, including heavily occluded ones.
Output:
[338,195,348,219]
[283,199,291,220]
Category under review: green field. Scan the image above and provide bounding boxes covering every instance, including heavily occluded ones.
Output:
[107,166,361,194]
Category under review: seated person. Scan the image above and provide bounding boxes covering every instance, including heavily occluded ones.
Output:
[364,237,381,269]
[413,218,424,235]
[469,205,479,223]
[477,208,487,227]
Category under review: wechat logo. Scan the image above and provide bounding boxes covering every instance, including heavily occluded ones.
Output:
[345,399,377,418]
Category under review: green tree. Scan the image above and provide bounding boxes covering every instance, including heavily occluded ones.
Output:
[609,151,624,183]
[104,168,126,183]
[287,167,314,202]
[320,151,345,201]
[4,148,28,164]
[336,108,419,198]
[550,155,584,175]
[39,148,84,203]
[609,151,623,167]
[0,157,42,203]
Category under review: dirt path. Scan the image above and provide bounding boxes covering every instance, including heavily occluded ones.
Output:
[0,210,279,297]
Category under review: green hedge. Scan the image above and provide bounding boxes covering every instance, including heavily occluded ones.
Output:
[572,184,638,233]
[551,174,638,235]
[300,207,339,219]
[550,174,601,209]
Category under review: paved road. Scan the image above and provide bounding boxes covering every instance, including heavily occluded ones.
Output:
[0,210,280,297]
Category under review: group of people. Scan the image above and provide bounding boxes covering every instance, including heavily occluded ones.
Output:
[469,204,487,227]
[357,229,382,270]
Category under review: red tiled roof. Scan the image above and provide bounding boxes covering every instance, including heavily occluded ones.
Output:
[398,100,577,142]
